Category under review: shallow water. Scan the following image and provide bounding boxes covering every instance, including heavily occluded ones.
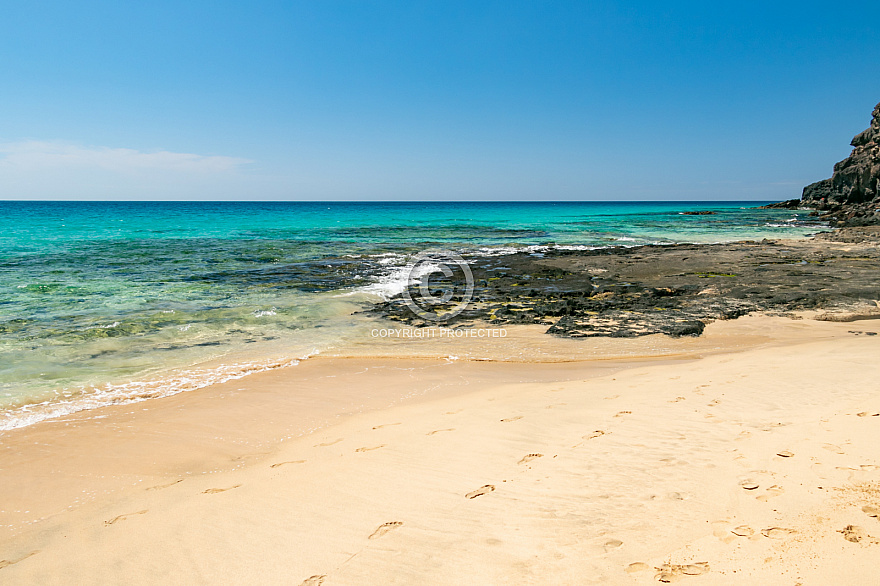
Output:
[0,200,824,429]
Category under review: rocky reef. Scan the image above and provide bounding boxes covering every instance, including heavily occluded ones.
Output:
[367,240,880,338]
[801,101,880,226]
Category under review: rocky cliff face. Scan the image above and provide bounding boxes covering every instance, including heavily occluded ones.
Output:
[802,102,880,225]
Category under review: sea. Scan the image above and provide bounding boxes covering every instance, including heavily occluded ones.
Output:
[0,200,824,430]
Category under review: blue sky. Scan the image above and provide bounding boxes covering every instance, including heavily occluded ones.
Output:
[1,1,878,201]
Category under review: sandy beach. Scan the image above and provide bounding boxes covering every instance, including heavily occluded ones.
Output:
[2,313,880,585]
[5,2,880,583]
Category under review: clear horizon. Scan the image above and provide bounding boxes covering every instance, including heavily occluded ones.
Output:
[0,198,780,203]
[2,1,879,201]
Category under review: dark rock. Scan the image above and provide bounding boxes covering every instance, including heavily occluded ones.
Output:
[667,320,705,337]
[758,199,802,209]
[801,102,880,225]
[814,225,880,243]
[681,210,716,215]
[802,178,834,205]
[365,239,880,338]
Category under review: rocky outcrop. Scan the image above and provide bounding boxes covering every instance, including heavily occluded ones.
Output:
[758,199,801,210]
[367,240,880,337]
[802,102,880,226]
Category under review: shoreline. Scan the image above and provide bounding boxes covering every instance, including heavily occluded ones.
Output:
[0,318,778,536]
[4,227,872,432]
[3,314,880,583]
[3,230,880,583]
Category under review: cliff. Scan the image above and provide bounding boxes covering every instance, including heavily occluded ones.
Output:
[801,102,880,226]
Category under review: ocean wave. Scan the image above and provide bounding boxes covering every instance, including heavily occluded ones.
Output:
[352,255,450,301]
[0,350,320,432]
[763,222,826,228]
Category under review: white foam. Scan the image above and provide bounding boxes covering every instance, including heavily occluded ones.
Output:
[83,321,120,331]
[347,253,448,301]
[351,262,413,300]
[0,350,320,432]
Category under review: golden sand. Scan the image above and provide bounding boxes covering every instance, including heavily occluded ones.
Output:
[2,314,880,584]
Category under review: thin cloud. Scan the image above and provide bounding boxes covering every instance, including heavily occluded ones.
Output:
[0,141,252,173]
[0,141,255,199]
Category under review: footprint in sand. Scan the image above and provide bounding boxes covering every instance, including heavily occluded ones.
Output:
[839,525,869,543]
[625,562,650,574]
[372,423,401,430]
[655,562,710,582]
[500,416,523,422]
[426,428,455,436]
[0,550,40,569]
[315,439,343,447]
[614,411,632,417]
[731,525,755,537]
[603,539,623,552]
[757,485,785,502]
[857,411,880,417]
[355,445,385,453]
[668,396,686,403]
[299,575,326,586]
[466,485,495,499]
[708,399,721,406]
[776,451,794,458]
[573,430,608,448]
[368,521,403,540]
[761,527,795,539]
[712,521,735,540]
[270,460,306,468]
[202,485,241,494]
[146,479,183,491]
[822,444,845,454]
[517,453,543,465]
[862,505,880,518]
[811,462,838,480]
[104,510,148,526]
[740,481,760,491]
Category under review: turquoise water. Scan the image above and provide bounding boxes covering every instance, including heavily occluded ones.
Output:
[0,201,823,429]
